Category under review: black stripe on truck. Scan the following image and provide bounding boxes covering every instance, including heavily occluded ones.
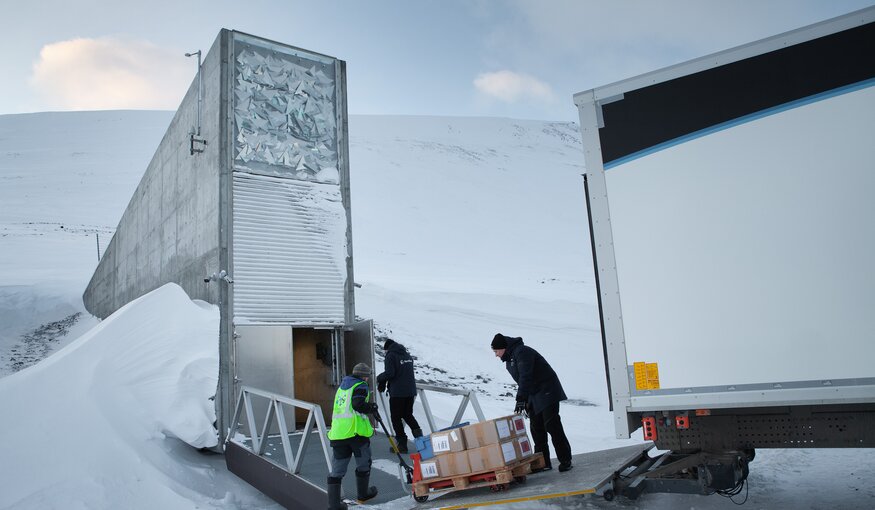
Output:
[599,20,875,167]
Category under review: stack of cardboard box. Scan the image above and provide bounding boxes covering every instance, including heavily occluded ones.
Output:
[417,415,533,480]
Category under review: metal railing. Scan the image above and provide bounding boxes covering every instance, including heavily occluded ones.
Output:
[226,386,332,474]
[376,383,486,436]
[228,383,486,474]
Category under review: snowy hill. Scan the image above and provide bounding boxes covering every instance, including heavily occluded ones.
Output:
[1,111,873,509]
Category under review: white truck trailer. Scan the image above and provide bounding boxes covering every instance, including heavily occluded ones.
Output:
[574,6,875,498]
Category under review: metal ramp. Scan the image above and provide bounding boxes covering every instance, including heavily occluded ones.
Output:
[407,442,655,510]
[227,427,413,506]
[225,384,488,509]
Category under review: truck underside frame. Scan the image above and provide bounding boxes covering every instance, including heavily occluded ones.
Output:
[638,403,875,451]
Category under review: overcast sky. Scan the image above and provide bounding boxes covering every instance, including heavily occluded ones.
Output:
[2,0,873,121]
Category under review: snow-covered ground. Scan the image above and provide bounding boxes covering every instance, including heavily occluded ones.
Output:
[1,111,873,509]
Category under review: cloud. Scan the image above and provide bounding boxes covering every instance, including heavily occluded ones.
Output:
[30,37,193,111]
[473,70,554,103]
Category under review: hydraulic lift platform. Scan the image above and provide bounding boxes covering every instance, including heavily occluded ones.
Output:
[406,442,654,509]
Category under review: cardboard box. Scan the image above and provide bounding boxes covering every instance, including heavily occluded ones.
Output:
[414,435,434,460]
[466,440,519,472]
[508,414,527,436]
[462,417,515,449]
[430,428,466,454]
[514,435,533,458]
[419,451,471,479]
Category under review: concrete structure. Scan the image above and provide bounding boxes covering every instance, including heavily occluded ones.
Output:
[84,30,373,444]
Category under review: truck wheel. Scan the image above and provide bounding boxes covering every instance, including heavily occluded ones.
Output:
[414,495,429,503]
[603,489,615,501]
[514,475,527,484]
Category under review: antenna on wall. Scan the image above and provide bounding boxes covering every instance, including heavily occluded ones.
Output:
[185,50,207,155]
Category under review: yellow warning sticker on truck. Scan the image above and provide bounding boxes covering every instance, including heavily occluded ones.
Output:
[634,361,660,390]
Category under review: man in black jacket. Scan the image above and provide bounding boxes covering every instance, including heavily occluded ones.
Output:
[376,339,422,453]
[492,333,573,472]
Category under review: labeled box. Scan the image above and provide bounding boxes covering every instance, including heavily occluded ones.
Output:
[508,414,527,436]
[515,435,533,458]
[420,451,471,479]
[430,428,466,454]
[466,439,519,472]
[462,417,514,449]
[414,435,434,460]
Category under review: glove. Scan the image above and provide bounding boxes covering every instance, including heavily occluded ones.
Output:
[514,400,527,415]
[377,380,386,393]
[366,402,379,415]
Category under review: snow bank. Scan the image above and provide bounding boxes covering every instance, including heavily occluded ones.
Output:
[0,283,221,509]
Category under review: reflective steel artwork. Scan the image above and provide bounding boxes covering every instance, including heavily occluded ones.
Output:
[234,43,338,182]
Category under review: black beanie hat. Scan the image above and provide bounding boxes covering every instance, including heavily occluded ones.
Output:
[491,333,508,350]
[384,338,396,350]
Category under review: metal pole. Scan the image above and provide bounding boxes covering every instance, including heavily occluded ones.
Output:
[417,387,437,434]
[196,50,202,136]
[96,232,100,261]
[185,50,202,136]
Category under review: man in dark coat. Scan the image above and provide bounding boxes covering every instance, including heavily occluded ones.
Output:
[492,333,573,472]
[376,339,422,453]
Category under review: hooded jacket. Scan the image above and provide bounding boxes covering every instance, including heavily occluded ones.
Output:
[501,336,567,415]
[376,341,417,397]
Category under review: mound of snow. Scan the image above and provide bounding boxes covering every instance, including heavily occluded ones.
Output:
[0,283,222,509]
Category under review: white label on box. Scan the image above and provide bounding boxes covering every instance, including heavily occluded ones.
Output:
[450,430,458,442]
[495,419,511,439]
[501,441,517,463]
[518,437,532,457]
[421,461,439,478]
[432,434,451,453]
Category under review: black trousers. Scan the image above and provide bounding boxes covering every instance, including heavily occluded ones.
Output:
[529,401,571,466]
[389,396,420,440]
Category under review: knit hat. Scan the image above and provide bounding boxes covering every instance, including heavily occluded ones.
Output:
[491,333,508,350]
[352,363,372,378]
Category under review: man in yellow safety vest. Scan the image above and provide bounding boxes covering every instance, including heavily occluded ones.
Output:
[326,362,379,510]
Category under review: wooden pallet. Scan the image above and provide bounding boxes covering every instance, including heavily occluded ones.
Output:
[413,453,546,498]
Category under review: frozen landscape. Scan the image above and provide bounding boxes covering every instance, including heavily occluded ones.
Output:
[1,110,873,509]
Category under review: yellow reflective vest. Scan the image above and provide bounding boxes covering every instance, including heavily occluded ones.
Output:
[327,380,374,440]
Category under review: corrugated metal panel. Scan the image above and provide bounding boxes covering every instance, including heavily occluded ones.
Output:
[232,172,347,324]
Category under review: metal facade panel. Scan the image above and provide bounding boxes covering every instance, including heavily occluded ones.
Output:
[232,173,347,324]
[228,31,352,327]
[234,325,294,396]
[231,32,340,184]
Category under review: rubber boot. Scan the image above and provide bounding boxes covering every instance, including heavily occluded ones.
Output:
[395,436,408,454]
[355,470,378,502]
[326,477,348,510]
[412,428,423,438]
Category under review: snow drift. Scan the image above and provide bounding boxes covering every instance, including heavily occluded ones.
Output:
[0,283,221,509]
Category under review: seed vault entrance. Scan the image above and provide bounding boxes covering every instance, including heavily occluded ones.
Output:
[225,31,371,440]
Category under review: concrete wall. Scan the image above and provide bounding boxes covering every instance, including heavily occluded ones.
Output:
[81,30,363,443]
[84,32,227,318]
